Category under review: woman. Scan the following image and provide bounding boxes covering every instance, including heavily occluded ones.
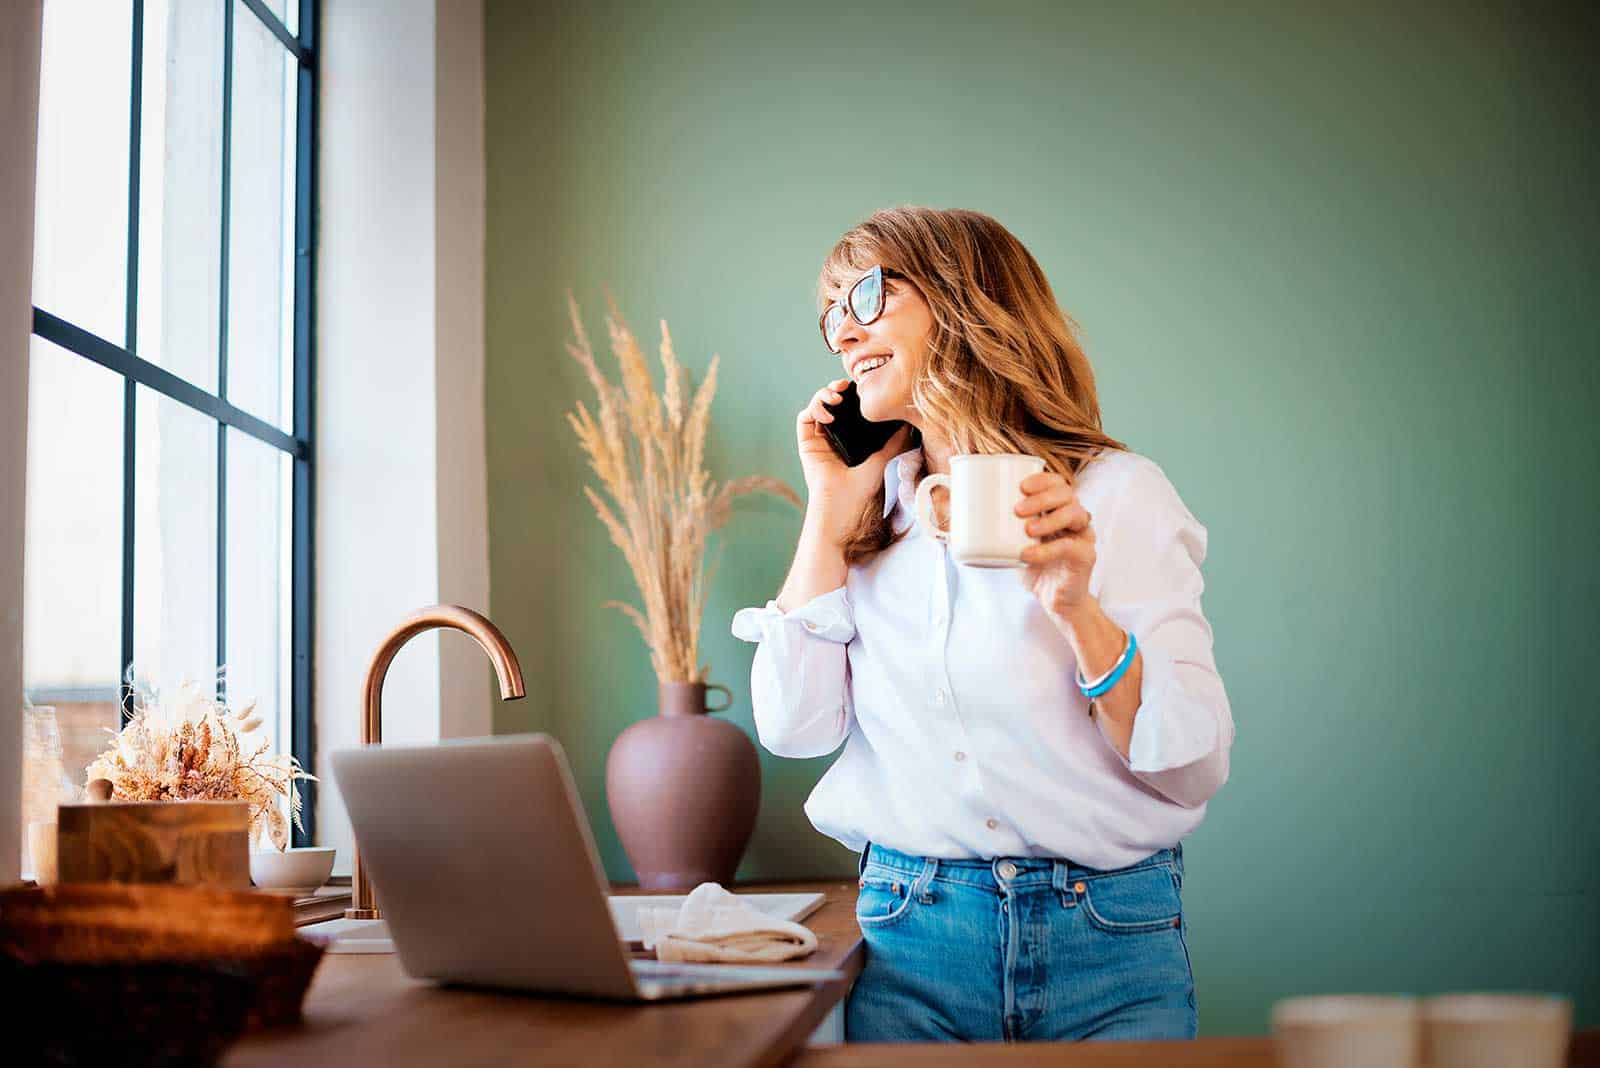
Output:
[731,207,1234,1043]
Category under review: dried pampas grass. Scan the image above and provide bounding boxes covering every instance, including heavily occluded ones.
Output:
[565,294,801,684]
[85,672,316,851]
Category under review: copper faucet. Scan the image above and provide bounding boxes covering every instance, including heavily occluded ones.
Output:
[345,604,526,920]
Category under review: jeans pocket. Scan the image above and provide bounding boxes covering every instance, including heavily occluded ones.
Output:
[855,866,917,929]
[1079,864,1183,935]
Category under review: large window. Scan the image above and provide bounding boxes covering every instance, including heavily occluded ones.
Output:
[23,0,316,852]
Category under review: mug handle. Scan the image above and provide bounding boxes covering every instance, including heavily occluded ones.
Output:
[914,473,952,543]
[705,684,733,713]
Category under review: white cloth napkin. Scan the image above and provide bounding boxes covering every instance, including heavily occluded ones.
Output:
[635,882,819,963]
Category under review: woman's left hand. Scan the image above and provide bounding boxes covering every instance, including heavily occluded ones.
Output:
[1016,470,1096,618]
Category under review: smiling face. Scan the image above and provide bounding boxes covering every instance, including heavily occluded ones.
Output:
[824,268,936,425]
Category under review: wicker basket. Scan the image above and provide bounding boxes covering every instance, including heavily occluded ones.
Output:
[0,883,326,1064]
[0,882,294,960]
[0,954,257,1065]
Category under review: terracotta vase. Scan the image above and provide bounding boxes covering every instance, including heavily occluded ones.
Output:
[605,681,761,890]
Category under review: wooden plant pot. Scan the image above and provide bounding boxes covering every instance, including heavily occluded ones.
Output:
[57,801,252,889]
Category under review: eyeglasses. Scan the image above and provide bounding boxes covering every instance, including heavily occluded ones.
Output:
[819,265,904,354]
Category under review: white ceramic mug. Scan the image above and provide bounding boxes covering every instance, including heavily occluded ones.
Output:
[1422,993,1571,1068]
[913,453,1045,568]
[1271,995,1421,1068]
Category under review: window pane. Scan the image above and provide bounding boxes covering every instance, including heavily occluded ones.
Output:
[24,337,125,696]
[225,430,291,757]
[253,0,298,38]
[133,390,218,694]
[228,3,297,430]
[137,0,224,390]
[32,0,132,344]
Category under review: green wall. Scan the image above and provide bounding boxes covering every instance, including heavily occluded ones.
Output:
[484,0,1598,1035]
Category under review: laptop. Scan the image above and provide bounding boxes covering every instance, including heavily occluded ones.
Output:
[330,733,845,1001]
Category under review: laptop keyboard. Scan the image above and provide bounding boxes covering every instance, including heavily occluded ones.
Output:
[631,963,715,982]
[630,960,845,987]
[630,960,764,983]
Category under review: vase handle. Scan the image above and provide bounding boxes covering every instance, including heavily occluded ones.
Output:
[705,684,733,713]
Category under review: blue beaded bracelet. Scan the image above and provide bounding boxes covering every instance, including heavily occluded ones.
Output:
[1077,628,1137,699]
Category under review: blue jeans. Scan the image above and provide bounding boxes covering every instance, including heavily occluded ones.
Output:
[845,841,1198,1043]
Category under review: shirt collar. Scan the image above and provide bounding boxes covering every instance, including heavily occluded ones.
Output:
[882,446,924,522]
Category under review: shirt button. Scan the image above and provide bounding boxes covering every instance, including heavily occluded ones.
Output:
[986,818,999,830]
[935,688,948,706]
[998,861,1019,879]
[802,621,819,632]
[954,751,967,762]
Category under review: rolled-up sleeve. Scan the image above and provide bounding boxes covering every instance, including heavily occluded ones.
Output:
[1095,462,1234,809]
[730,586,856,759]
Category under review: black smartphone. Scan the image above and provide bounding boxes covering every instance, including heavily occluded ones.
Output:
[820,381,906,467]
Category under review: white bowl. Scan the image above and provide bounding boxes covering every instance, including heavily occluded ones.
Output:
[250,846,337,893]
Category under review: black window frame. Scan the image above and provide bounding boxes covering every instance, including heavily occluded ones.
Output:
[27,0,319,844]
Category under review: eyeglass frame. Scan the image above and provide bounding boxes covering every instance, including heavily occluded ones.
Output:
[819,265,907,354]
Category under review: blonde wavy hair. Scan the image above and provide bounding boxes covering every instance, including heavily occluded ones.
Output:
[818,206,1128,563]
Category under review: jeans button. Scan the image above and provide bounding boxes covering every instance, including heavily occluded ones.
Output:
[998,861,1019,879]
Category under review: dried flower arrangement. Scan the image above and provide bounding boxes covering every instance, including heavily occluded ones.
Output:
[84,673,316,851]
[565,295,802,683]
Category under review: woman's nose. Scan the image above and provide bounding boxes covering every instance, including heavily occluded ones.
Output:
[832,312,868,354]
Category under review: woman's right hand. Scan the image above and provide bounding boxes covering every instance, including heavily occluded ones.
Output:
[796,378,912,545]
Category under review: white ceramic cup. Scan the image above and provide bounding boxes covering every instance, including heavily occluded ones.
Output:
[914,453,1046,568]
[1422,993,1571,1068]
[25,820,57,885]
[1271,995,1421,1068]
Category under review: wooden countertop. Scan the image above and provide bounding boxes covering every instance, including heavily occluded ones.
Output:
[796,1029,1600,1066]
[798,1038,1279,1066]
[226,875,1598,1067]
[225,879,864,1068]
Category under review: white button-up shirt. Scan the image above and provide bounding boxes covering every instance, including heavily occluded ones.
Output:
[730,447,1234,870]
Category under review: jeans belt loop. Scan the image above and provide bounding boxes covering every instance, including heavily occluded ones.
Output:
[1051,859,1074,908]
[916,857,938,904]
